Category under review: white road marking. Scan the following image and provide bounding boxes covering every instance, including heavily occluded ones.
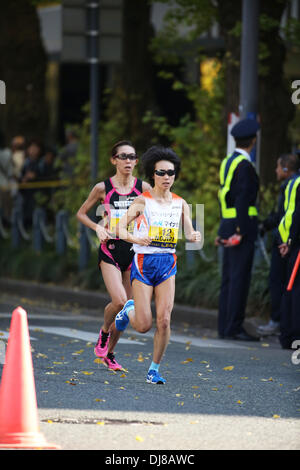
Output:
[28,326,145,346]
[0,312,247,352]
[0,313,95,321]
[129,329,247,349]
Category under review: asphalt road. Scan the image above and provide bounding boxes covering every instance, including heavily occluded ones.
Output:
[0,294,299,451]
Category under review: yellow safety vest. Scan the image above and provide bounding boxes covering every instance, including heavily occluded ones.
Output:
[218,153,258,219]
[278,175,300,243]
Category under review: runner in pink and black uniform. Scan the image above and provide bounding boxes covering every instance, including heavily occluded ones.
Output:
[98,176,143,271]
[76,141,151,370]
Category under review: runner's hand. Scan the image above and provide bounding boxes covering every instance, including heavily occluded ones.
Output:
[95,225,113,243]
[134,235,152,246]
[189,230,202,243]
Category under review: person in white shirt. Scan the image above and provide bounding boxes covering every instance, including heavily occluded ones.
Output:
[115,145,201,384]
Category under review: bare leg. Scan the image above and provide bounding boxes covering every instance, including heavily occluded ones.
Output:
[152,276,175,364]
[130,279,153,333]
[107,270,132,354]
[99,262,129,351]
[129,277,174,362]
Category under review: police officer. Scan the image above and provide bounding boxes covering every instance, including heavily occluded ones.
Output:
[257,154,300,336]
[216,118,260,341]
[277,165,300,349]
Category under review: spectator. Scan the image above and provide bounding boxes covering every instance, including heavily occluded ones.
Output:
[257,154,299,336]
[19,139,43,228]
[59,128,78,177]
[38,146,58,181]
[37,146,59,222]
[0,130,13,226]
[11,135,26,181]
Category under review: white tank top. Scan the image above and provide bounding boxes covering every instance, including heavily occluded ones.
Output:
[133,191,183,254]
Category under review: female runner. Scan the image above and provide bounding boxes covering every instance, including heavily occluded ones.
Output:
[114,145,202,383]
[76,141,151,370]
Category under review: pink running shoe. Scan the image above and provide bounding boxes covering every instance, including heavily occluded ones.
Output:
[94,329,110,358]
[103,353,123,371]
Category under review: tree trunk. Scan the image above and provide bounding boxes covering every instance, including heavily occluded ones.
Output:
[258,1,295,185]
[119,0,157,151]
[217,0,242,122]
[0,0,48,144]
[217,0,294,185]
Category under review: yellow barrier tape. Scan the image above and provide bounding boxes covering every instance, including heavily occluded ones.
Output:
[0,179,77,190]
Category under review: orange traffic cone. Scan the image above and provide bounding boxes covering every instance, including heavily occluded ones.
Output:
[0,306,60,449]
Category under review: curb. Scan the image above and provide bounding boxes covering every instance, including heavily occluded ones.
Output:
[0,278,218,329]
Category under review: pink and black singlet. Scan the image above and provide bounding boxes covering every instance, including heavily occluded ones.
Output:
[98,177,143,272]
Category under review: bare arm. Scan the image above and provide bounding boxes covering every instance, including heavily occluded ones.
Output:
[182,199,202,243]
[76,182,112,242]
[116,196,152,246]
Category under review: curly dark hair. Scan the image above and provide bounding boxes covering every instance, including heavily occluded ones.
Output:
[141,146,181,186]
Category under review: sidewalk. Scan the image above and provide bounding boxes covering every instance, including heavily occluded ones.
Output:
[0,277,259,334]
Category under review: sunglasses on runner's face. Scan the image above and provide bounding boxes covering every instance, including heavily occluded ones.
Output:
[154,169,176,177]
[115,153,137,160]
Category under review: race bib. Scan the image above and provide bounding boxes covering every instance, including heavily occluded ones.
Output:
[148,226,179,248]
[109,210,134,234]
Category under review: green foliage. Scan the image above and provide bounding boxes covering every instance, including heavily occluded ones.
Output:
[51,94,130,219]
[0,239,105,291]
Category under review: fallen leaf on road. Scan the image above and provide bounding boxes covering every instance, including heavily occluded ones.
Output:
[72,349,84,355]
[36,353,48,358]
[94,358,104,364]
[181,358,193,364]
[223,365,234,371]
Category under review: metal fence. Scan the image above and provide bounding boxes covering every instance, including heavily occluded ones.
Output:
[0,198,270,275]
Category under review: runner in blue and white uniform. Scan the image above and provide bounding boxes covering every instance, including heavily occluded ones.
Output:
[76,141,151,370]
[115,146,202,384]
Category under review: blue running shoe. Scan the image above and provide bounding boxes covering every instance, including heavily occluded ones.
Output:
[115,299,134,331]
[146,369,166,384]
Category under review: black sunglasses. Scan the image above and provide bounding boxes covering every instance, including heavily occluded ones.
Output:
[115,153,137,161]
[154,169,176,177]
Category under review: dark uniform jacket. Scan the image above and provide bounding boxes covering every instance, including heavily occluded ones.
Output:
[218,151,259,242]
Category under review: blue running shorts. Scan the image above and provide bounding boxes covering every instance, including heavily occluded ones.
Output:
[131,253,177,287]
